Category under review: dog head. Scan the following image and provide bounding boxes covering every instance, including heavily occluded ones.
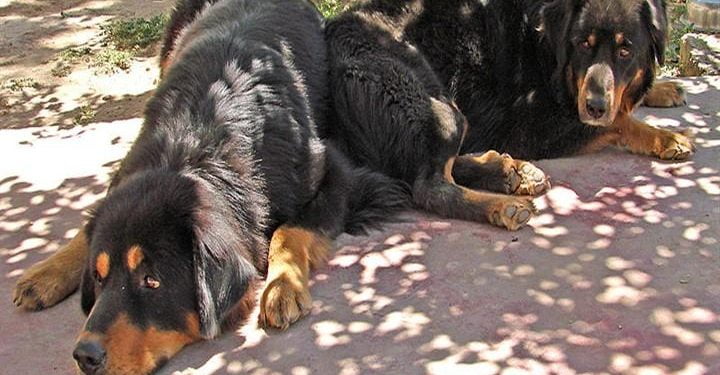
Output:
[73,170,263,375]
[542,0,666,126]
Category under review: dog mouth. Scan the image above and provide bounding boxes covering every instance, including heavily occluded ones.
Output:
[576,63,617,127]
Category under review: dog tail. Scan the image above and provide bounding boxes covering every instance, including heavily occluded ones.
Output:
[344,167,410,235]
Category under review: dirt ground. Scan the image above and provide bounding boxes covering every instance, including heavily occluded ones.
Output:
[1,1,720,375]
[0,0,171,130]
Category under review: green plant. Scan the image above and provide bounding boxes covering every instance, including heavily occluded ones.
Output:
[51,63,72,77]
[100,15,168,50]
[60,47,92,62]
[92,48,134,74]
[4,77,40,91]
[73,105,96,125]
[665,4,694,65]
[314,0,349,18]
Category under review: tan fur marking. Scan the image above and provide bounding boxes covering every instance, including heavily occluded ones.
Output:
[615,33,625,45]
[126,246,144,271]
[643,81,686,108]
[461,188,536,231]
[582,113,694,160]
[576,75,587,116]
[457,104,469,146]
[579,129,622,154]
[443,157,457,184]
[185,312,201,337]
[614,114,693,159]
[612,82,629,118]
[96,253,110,279]
[97,313,200,374]
[617,69,645,115]
[13,229,90,310]
[259,225,331,329]
[587,33,596,47]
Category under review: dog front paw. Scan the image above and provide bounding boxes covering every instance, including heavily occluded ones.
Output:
[13,261,78,310]
[644,81,686,108]
[487,197,537,231]
[658,131,695,161]
[258,272,312,330]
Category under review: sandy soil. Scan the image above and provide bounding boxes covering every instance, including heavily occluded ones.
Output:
[0,0,172,131]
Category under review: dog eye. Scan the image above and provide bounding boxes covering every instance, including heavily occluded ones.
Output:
[618,47,632,59]
[143,275,160,289]
[94,271,103,284]
[579,40,591,50]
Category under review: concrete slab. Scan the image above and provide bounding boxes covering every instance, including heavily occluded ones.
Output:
[1,77,719,374]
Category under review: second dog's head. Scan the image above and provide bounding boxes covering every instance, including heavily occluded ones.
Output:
[542,0,667,126]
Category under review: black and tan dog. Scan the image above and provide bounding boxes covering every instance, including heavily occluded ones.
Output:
[12,0,405,373]
[325,0,693,231]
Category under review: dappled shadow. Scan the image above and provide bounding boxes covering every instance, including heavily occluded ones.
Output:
[0,175,105,278]
[0,0,167,372]
[1,88,153,132]
[0,174,109,374]
[159,78,720,374]
[0,116,141,373]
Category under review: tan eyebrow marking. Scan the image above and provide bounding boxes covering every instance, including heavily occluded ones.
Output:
[587,33,597,46]
[615,32,625,45]
[96,252,110,279]
[127,245,144,271]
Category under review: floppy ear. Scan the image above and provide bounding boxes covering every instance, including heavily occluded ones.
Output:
[79,264,96,315]
[542,0,582,64]
[192,186,264,339]
[541,0,583,96]
[80,219,98,315]
[640,0,667,65]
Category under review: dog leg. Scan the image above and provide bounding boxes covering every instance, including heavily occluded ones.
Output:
[414,158,537,231]
[453,150,550,196]
[13,230,88,310]
[259,225,330,330]
[582,115,695,160]
[642,81,686,108]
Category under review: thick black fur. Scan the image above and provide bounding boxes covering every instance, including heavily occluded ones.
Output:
[325,0,667,200]
[77,0,406,372]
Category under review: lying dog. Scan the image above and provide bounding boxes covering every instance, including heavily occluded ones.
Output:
[13,0,405,373]
[325,0,693,231]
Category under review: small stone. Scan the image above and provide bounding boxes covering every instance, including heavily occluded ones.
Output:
[679,275,690,284]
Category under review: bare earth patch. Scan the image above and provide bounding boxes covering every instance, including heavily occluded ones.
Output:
[0,0,171,130]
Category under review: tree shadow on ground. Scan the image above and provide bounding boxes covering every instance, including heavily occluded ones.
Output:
[160,80,720,374]
[0,70,717,373]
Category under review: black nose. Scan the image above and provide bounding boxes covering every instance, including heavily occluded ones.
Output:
[586,96,607,119]
[73,340,106,374]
